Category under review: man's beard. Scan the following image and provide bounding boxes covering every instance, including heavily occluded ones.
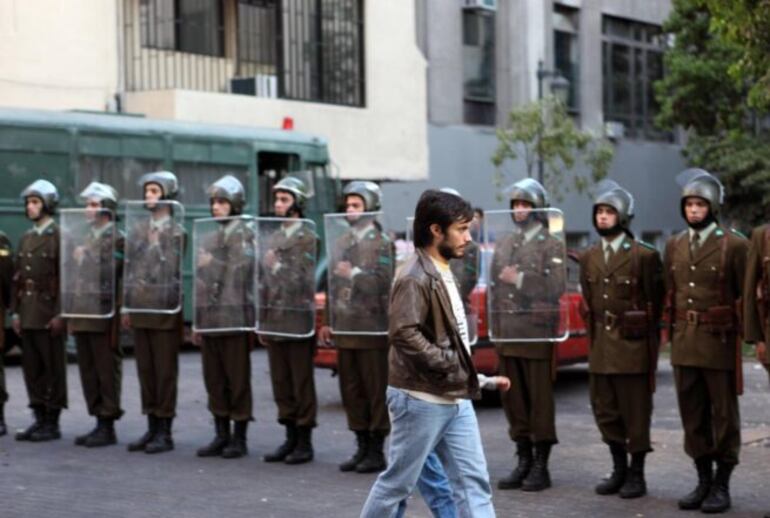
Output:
[596,223,623,237]
[438,241,462,260]
[687,212,715,231]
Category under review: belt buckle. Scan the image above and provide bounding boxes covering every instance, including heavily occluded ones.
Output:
[686,310,699,325]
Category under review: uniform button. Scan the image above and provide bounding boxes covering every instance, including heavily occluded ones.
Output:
[603,294,608,299]
[687,298,693,304]
[605,325,611,331]
[25,266,30,271]
[604,278,609,284]
[689,282,695,287]
[690,265,696,271]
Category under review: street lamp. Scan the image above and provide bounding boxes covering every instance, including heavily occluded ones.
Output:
[536,60,571,183]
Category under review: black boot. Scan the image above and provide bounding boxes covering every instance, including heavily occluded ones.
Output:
[222,420,248,459]
[128,415,159,452]
[75,418,100,446]
[145,417,174,454]
[197,417,230,457]
[700,461,734,514]
[498,439,533,490]
[15,406,44,441]
[678,457,713,510]
[84,417,117,448]
[285,426,314,464]
[521,442,552,492]
[339,431,368,472]
[29,408,61,442]
[0,404,6,437]
[356,431,387,473]
[619,452,647,499]
[264,423,298,462]
[595,442,627,495]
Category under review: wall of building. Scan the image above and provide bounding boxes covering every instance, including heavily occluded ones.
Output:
[381,124,686,247]
[0,0,119,111]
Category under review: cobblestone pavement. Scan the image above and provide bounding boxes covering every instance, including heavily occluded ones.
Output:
[0,348,768,518]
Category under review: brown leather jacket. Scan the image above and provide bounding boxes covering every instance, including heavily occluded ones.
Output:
[387,248,480,400]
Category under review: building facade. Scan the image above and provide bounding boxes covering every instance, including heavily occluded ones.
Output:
[381,0,687,249]
[0,0,429,183]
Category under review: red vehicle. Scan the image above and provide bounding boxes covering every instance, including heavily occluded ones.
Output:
[314,252,589,375]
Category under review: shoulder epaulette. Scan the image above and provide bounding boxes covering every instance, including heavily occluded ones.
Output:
[729,228,747,239]
[637,240,656,251]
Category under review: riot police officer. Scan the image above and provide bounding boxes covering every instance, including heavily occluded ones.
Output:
[492,178,564,492]
[261,176,318,465]
[579,181,664,498]
[68,182,125,447]
[194,175,255,459]
[12,180,66,442]
[320,181,394,473]
[123,171,186,454]
[666,169,747,513]
[0,229,13,436]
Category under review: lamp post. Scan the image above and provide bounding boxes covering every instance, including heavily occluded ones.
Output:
[536,60,570,184]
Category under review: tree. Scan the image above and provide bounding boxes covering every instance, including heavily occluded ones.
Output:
[654,0,770,227]
[708,0,770,112]
[491,96,614,202]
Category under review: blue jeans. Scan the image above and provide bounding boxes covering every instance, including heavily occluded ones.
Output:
[395,451,457,518]
[361,387,495,518]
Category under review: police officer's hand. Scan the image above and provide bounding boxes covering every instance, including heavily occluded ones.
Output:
[498,265,519,285]
[72,245,86,263]
[257,334,268,347]
[47,317,64,337]
[494,376,511,392]
[757,342,767,364]
[318,325,333,346]
[121,314,132,330]
[11,314,21,336]
[334,261,353,279]
[149,227,160,246]
[197,250,213,268]
[192,332,203,347]
[263,249,278,270]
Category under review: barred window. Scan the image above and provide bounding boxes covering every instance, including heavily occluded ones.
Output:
[140,0,225,57]
[602,16,668,140]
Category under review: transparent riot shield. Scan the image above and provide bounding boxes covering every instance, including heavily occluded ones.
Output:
[484,208,569,342]
[255,217,318,338]
[60,208,116,319]
[192,216,257,334]
[405,216,480,345]
[324,211,394,336]
[122,200,185,314]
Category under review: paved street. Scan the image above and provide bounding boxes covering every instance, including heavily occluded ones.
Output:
[0,348,768,518]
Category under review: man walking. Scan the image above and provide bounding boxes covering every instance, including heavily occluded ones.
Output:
[361,189,495,518]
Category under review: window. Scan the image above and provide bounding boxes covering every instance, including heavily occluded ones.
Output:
[553,5,579,112]
[280,0,365,106]
[257,152,301,215]
[172,162,249,205]
[462,8,496,125]
[129,0,365,107]
[602,16,668,140]
[78,156,164,202]
[237,0,278,76]
[140,0,225,57]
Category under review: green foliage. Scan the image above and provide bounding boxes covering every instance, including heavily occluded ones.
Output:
[491,96,614,202]
[654,0,770,226]
[707,0,770,112]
